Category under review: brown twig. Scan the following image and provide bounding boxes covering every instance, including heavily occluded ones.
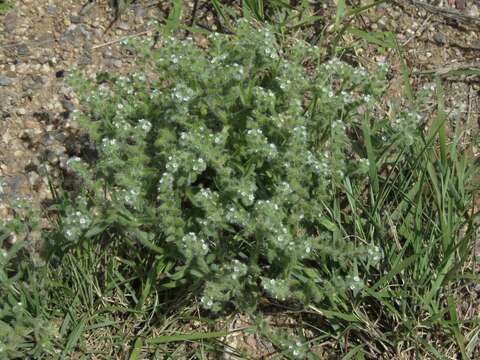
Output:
[415,62,480,75]
[407,0,480,28]
[414,62,480,83]
[402,14,433,46]
[91,30,150,49]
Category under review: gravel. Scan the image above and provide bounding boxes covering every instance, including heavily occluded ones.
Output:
[0,75,12,86]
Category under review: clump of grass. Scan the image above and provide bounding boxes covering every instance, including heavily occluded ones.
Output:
[0,16,479,360]
[0,0,13,15]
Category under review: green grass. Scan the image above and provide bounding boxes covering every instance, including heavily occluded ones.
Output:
[0,0,13,15]
[1,1,479,359]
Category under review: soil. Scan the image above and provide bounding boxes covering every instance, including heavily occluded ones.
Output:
[0,0,479,357]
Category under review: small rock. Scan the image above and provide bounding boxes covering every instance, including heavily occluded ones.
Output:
[24,75,46,91]
[25,157,40,172]
[455,0,466,10]
[117,21,130,31]
[3,13,17,33]
[58,155,69,169]
[33,111,55,122]
[17,108,27,115]
[41,133,55,146]
[60,111,71,119]
[55,131,68,142]
[41,64,50,73]
[79,1,96,16]
[37,163,51,176]
[0,76,12,86]
[134,7,146,18]
[61,99,75,112]
[37,55,50,65]
[19,130,33,142]
[70,15,82,24]
[35,34,55,47]
[53,145,66,156]
[47,4,57,15]
[46,151,59,165]
[78,25,92,39]
[433,33,447,45]
[28,172,40,187]
[56,69,66,78]
[15,44,30,56]
[78,53,92,66]
[111,59,123,68]
[8,175,25,196]
[467,5,479,17]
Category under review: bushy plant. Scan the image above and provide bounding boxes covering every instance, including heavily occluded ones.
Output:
[66,21,399,311]
[0,204,58,358]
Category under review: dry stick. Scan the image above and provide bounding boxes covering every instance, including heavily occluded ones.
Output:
[402,14,433,46]
[465,85,475,140]
[92,30,151,50]
[407,0,480,27]
[184,0,200,38]
[415,62,480,76]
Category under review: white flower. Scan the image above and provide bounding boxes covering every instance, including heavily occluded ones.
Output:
[138,119,152,132]
[64,228,74,239]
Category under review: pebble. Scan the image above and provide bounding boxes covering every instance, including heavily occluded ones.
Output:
[455,0,467,10]
[117,22,130,31]
[47,151,59,165]
[58,155,68,169]
[70,15,82,24]
[28,171,40,187]
[54,132,68,142]
[467,5,479,17]
[37,163,50,176]
[0,76,13,86]
[134,7,146,18]
[25,157,40,172]
[19,130,33,142]
[79,54,92,66]
[79,1,96,16]
[61,98,75,112]
[33,111,55,123]
[3,13,17,33]
[25,75,46,91]
[47,4,57,15]
[15,44,30,56]
[41,133,55,146]
[109,59,123,68]
[53,145,66,156]
[433,33,447,45]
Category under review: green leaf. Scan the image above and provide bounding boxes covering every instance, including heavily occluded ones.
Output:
[146,330,228,345]
[335,0,346,28]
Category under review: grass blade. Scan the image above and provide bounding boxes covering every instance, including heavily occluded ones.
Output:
[146,330,228,345]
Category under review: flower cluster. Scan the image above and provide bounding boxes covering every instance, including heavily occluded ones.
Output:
[63,209,92,242]
[179,232,209,260]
